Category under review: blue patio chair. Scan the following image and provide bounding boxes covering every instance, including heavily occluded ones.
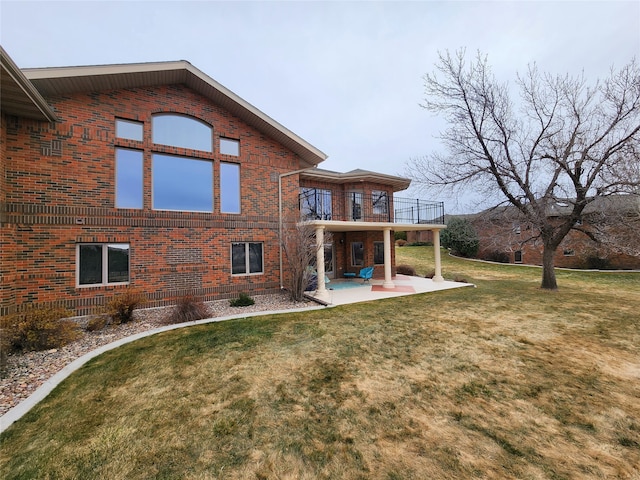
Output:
[358,266,374,283]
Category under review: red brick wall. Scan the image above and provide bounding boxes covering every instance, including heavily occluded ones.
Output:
[300,178,394,278]
[474,219,640,270]
[1,85,305,315]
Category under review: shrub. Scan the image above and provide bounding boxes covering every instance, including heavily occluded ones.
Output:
[396,264,417,276]
[441,217,479,258]
[230,292,255,307]
[407,241,433,247]
[106,290,147,324]
[395,239,407,247]
[85,314,110,332]
[587,256,611,270]
[424,269,436,279]
[453,275,468,283]
[0,307,80,352]
[482,250,510,263]
[394,231,407,241]
[166,293,210,324]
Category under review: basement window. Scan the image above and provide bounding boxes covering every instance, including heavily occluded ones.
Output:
[563,249,575,256]
[77,243,130,287]
[231,242,263,275]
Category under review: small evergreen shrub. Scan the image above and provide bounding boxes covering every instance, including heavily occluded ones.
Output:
[0,307,80,352]
[230,292,255,307]
[395,239,407,247]
[396,264,417,276]
[167,293,210,324]
[106,290,147,324]
[453,275,468,283]
[425,269,436,279]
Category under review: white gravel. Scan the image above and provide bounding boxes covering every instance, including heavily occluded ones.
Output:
[0,293,315,417]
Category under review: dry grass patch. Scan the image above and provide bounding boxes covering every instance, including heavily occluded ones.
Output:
[1,247,638,479]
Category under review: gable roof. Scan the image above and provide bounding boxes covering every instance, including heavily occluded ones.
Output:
[300,168,411,192]
[0,46,58,122]
[21,59,327,168]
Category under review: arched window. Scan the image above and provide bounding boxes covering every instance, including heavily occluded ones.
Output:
[152,114,212,152]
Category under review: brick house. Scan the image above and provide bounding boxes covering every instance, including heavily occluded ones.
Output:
[1,47,446,315]
[470,196,640,269]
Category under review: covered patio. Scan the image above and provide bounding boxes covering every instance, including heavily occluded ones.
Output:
[307,220,448,303]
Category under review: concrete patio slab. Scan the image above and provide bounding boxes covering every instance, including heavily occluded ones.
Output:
[307,274,474,306]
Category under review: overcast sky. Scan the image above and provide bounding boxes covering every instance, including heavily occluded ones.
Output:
[1,0,639,212]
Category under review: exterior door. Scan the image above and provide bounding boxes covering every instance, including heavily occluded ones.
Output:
[324,243,334,279]
[349,191,363,221]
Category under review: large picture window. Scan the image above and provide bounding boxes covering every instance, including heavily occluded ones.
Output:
[77,244,130,286]
[115,148,143,209]
[152,114,213,152]
[300,187,332,220]
[220,162,241,213]
[153,154,213,212]
[231,242,263,275]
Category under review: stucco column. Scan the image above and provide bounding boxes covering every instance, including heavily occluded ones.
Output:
[433,229,444,282]
[382,227,395,289]
[315,226,330,301]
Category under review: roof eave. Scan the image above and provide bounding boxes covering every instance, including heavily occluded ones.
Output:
[23,60,326,167]
[0,46,59,122]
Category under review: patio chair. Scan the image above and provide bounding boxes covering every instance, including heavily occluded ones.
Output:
[358,266,374,283]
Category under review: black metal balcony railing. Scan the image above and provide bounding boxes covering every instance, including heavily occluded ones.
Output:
[299,191,445,225]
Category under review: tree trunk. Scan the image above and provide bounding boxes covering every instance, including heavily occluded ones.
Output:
[541,244,558,290]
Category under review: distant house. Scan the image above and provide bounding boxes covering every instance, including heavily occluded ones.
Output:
[470,196,640,269]
[1,47,446,316]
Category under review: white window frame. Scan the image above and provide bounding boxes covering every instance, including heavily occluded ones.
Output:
[76,243,130,288]
[231,242,264,276]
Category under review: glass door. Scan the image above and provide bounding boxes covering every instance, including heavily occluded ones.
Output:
[348,191,363,221]
[324,243,334,279]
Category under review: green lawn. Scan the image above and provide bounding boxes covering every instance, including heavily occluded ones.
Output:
[1,247,639,479]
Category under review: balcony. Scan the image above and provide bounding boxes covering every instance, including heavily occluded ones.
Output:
[299,191,445,225]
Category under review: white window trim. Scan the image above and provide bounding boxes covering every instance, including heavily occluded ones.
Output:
[76,243,130,288]
[231,242,264,276]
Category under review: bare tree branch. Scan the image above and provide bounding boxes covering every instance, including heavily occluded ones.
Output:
[406,50,640,288]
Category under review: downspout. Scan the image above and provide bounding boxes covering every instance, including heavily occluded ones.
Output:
[279,166,315,290]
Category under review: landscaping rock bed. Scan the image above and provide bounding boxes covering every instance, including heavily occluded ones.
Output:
[0,294,314,417]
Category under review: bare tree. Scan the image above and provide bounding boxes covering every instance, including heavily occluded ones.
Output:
[407,50,640,289]
[281,217,331,302]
